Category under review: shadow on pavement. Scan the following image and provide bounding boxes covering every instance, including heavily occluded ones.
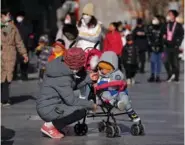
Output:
[10,95,36,104]
[1,140,14,145]
[1,126,15,145]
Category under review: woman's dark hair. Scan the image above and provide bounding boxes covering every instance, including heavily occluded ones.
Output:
[1,8,10,15]
[168,10,179,17]
[109,22,120,31]
[64,12,76,25]
[78,14,98,28]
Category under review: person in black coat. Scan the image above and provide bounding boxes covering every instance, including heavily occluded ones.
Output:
[147,16,163,82]
[132,18,149,73]
[162,10,184,82]
[122,34,139,85]
[15,11,34,80]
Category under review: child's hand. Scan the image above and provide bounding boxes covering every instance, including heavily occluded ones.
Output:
[93,83,97,88]
[92,104,97,113]
[89,72,99,81]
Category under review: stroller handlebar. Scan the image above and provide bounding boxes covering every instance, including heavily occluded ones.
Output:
[94,81,127,93]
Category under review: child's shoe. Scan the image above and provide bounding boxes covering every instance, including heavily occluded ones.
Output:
[131,78,135,85]
[117,100,125,111]
[127,79,131,85]
[41,123,64,139]
[127,110,141,123]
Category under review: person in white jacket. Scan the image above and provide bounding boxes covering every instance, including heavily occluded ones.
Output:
[56,13,78,49]
[76,3,102,51]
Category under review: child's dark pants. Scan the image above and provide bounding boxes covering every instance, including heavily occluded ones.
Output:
[124,64,138,79]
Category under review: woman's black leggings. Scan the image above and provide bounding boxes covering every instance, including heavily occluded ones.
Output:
[52,109,86,131]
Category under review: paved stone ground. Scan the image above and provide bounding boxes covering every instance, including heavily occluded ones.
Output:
[1,63,184,145]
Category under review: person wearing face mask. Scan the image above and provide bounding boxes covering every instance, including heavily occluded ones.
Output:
[1,9,28,106]
[132,18,149,73]
[36,47,98,139]
[76,3,102,50]
[56,13,78,49]
[162,10,184,82]
[15,11,34,81]
[147,16,163,82]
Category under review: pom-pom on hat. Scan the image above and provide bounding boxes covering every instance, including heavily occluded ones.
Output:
[83,3,94,16]
[64,47,86,70]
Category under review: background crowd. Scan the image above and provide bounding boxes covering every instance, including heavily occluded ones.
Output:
[1,1,184,106]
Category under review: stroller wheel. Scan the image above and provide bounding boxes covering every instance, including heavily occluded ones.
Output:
[98,121,106,132]
[106,125,115,138]
[139,124,145,135]
[114,125,121,137]
[74,123,88,136]
[130,124,140,136]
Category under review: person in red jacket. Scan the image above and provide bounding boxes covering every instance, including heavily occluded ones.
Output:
[103,22,123,70]
[103,22,123,56]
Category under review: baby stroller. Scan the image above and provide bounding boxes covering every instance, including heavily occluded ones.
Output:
[72,42,145,138]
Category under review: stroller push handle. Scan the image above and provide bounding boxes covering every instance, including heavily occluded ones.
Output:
[94,80,127,93]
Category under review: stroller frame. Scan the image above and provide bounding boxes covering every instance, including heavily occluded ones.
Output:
[74,81,145,137]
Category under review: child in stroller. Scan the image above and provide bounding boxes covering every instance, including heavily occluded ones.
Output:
[73,49,145,137]
[96,51,140,121]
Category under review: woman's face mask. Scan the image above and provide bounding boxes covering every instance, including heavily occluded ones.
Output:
[82,14,91,24]
[16,16,23,23]
[152,18,159,25]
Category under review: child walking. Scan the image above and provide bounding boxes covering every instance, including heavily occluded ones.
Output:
[48,39,66,62]
[122,34,139,85]
[35,35,52,82]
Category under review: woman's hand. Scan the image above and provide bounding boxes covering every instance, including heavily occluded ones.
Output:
[89,72,99,81]
[23,54,29,63]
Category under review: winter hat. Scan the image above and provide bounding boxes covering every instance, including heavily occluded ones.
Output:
[52,39,65,49]
[64,47,86,69]
[168,10,179,18]
[126,34,133,41]
[39,35,49,43]
[83,3,94,16]
[16,11,25,17]
[98,62,114,71]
